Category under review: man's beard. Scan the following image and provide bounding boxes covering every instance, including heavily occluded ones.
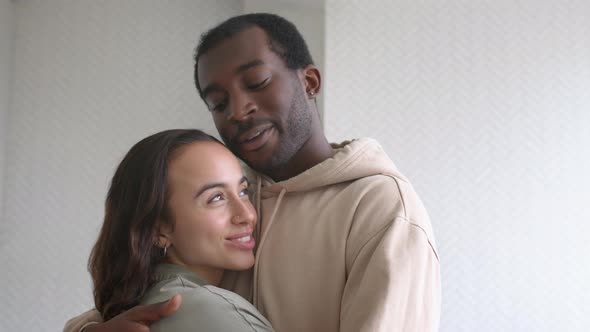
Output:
[258,80,312,175]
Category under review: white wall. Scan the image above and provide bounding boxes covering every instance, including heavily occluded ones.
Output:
[325,1,590,331]
[0,0,14,226]
[0,1,241,331]
[243,0,325,118]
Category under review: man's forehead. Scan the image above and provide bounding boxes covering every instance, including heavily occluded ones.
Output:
[200,27,269,67]
[197,28,277,84]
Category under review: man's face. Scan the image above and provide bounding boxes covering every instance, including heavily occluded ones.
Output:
[197,27,312,174]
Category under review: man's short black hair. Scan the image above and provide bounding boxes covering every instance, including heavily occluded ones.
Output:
[194,13,314,97]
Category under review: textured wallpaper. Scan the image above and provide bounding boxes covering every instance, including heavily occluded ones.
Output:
[3,1,590,331]
[0,0,14,229]
[0,1,241,331]
[325,1,590,331]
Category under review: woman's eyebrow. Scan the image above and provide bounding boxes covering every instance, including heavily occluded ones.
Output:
[239,176,249,185]
[195,182,225,198]
[195,176,249,198]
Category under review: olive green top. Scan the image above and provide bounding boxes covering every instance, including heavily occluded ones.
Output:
[141,264,273,332]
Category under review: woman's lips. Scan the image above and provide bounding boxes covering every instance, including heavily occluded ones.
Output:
[225,234,256,250]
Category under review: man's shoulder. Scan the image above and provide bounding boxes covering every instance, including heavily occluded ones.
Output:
[344,172,436,249]
[346,174,409,207]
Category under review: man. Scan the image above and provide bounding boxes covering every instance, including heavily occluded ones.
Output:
[65,13,440,332]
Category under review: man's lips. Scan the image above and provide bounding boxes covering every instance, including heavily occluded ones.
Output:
[234,125,275,152]
[236,124,273,143]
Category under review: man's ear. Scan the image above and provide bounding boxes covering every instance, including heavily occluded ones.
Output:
[302,65,321,98]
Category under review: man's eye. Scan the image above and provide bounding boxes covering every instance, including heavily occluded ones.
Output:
[211,103,226,113]
[247,77,269,90]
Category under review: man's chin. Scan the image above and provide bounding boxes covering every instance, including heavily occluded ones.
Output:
[240,156,272,174]
[235,144,277,172]
[239,152,285,176]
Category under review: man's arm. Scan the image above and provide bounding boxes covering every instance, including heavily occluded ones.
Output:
[63,294,182,332]
[340,217,441,332]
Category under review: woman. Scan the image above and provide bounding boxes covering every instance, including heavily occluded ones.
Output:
[89,129,272,331]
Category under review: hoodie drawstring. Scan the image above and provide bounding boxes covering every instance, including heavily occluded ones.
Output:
[253,186,287,307]
[255,177,262,243]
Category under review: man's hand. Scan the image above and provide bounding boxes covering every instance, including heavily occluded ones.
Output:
[85,294,182,332]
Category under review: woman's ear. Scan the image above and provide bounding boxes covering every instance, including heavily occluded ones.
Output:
[302,65,321,98]
[155,222,173,248]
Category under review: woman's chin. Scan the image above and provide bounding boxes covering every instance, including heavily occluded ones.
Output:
[227,255,256,271]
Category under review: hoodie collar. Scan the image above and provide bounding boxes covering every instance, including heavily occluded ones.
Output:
[247,138,403,196]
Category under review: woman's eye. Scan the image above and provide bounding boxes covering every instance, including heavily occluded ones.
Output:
[209,194,223,203]
[247,77,269,90]
[239,188,250,197]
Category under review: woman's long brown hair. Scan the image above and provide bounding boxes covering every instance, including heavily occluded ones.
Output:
[89,129,220,320]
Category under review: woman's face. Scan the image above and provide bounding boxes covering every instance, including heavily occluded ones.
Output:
[160,141,256,283]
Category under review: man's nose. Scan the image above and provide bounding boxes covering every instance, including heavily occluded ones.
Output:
[227,94,256,121]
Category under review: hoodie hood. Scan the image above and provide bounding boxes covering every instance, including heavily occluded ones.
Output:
[251,138,407,196]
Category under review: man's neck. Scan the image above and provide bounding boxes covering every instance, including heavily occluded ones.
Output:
[266,133,334,182]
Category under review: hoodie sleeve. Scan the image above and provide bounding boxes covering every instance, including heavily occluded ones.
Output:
[340,216,441,332]
[63,309,102,332]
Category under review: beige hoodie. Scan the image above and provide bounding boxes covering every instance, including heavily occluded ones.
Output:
[222,138,441,332]
[63,138,440,332]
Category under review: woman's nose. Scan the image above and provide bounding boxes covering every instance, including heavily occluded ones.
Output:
[231,197,256,225]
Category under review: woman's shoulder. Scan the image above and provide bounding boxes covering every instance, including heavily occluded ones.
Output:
[142,266,273,331]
